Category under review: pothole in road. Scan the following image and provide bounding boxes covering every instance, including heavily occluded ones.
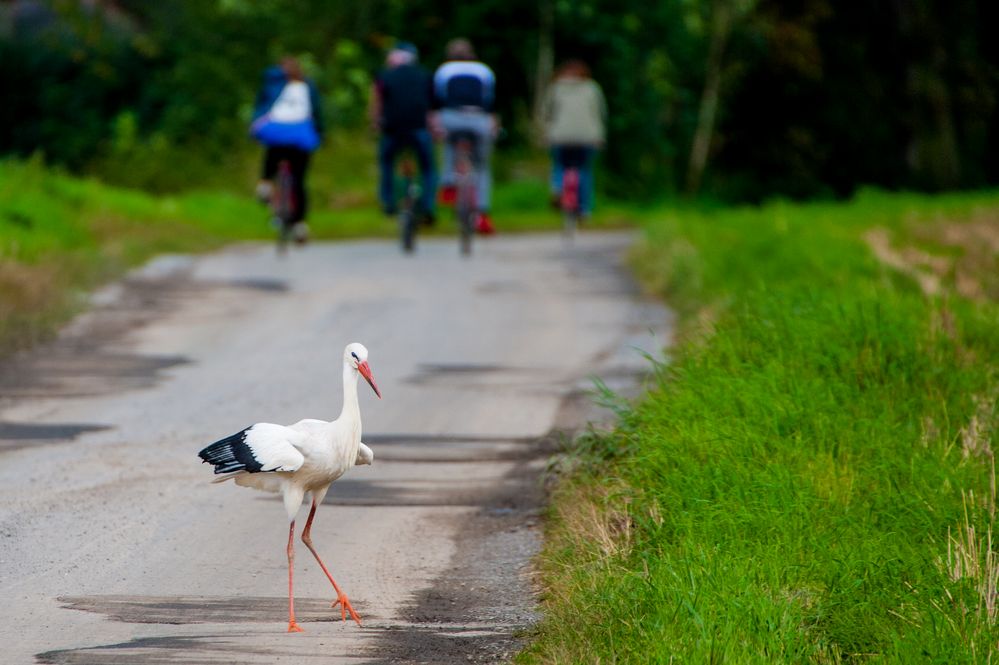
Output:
[0,421,111,450]
[0,353,191,399]
[405,363,555,387]
[214,277,289,293]
[414,363,515,375]
[37,633,374,665]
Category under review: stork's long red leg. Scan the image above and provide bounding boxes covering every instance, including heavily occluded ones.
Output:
[287,520,304,633]
[301,498,362,626]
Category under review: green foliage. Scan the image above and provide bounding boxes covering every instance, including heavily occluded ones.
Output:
[522,191,999,662]
[2,2,997,200]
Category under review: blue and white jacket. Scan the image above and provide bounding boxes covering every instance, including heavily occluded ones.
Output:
[251,66,324,150]
[432,60,496,112]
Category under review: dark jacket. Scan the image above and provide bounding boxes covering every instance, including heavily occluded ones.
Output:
[375,63,432,133]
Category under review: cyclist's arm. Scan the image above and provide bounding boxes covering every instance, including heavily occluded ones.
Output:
[427,71,446,139]
[369,79,384,132]
[595,83,608,148]
[308,80,326,138]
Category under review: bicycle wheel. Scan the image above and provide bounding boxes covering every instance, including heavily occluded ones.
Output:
[562,210,580,239]
[458,206,473,256]
[400,209,417,253]
[455,174,476,256]
[561,167,580,239]
[273,161,296,252]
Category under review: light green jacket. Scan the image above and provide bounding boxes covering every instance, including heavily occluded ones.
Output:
[541,77,608,146]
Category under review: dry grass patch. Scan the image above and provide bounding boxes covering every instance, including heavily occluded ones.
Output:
[940,493,999,651]
[870,215,999,302]
[549,480,636,563]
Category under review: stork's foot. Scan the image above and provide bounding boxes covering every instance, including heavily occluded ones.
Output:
[331,593,362,626]
[287,620,304,633]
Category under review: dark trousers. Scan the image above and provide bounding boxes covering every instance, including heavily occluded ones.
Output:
[378,129,437,215]
[262,146,311,223]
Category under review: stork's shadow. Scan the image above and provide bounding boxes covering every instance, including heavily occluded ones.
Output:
[56,595,363,624]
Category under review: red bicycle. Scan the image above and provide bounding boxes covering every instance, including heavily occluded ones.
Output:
[555,146,588,239]
[270,159,307,253]
[448,130,479,256]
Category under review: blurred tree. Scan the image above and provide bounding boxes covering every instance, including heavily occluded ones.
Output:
[0,0,996,198]
[531,0,555,144]
[685,0,756,196]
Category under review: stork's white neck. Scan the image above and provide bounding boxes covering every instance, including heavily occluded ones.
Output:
[339,362,361,423]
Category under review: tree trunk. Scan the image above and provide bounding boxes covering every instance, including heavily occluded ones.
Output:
[895,0,961,189]
[532,0,555,146]
[686,0,733,196]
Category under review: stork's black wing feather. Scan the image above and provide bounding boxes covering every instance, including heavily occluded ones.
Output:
[198,427,264,475]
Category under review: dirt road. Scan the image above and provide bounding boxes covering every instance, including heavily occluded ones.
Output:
[0,232,668,664]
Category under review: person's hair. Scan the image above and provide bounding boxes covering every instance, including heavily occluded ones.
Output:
[281,56,305,81]
[555,59,591,80]
[446,38,475,60]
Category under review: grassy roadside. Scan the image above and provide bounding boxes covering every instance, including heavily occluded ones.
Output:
[520,191,999,662]
[0,148,627,358]
[0,157,268,355]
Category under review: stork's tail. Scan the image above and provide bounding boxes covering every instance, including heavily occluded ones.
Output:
[210,470,247,484]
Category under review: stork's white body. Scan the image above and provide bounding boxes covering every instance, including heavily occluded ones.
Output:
[230,418,369,514]
[198,342,380,630]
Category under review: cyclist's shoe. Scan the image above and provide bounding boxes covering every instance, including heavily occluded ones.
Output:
[418,210,436,227]
[475,212,496,235]
[291,222,310,245]
[438,185,457,205]
[255,180,273,204]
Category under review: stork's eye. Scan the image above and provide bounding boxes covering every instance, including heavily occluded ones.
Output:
[351,352,359,360]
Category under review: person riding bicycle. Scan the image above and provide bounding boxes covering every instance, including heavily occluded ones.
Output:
[370,42,437,225]
[431,38,498,235]
[541,58,607,219]
[250,57,324,242]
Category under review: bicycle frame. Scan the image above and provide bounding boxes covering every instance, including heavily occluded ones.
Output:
[272,159,298,251]
[450,133,479,256]
[561,167,581,237]
[397,154,420,253]
[555,146,588,239]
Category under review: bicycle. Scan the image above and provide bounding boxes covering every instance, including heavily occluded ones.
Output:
[555,146,588,239]
[396,154,420,254]
[270,159,307,253]
[448,130,479,256]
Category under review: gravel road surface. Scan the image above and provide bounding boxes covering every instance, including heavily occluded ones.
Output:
[0,232,669,664]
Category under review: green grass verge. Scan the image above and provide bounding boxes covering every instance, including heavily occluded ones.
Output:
[519,190,999,663]
[0,145,624,357]
[0,157,268,354]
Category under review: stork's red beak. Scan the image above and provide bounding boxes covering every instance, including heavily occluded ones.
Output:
[357,361,381,398]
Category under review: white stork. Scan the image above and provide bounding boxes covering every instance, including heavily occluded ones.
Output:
[198,342,381,632]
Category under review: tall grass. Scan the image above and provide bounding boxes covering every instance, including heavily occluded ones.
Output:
[521,191,999,662]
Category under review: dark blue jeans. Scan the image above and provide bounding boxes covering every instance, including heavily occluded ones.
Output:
[379,129,437,215]
[550,145,596,215]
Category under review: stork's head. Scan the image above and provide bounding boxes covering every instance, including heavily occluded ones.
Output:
[345,342,381,398]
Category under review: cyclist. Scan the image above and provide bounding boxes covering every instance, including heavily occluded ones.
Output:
[541,58,607,219]
[250,56,324,242]
[370,42,437,224]
[431,38,497,235]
